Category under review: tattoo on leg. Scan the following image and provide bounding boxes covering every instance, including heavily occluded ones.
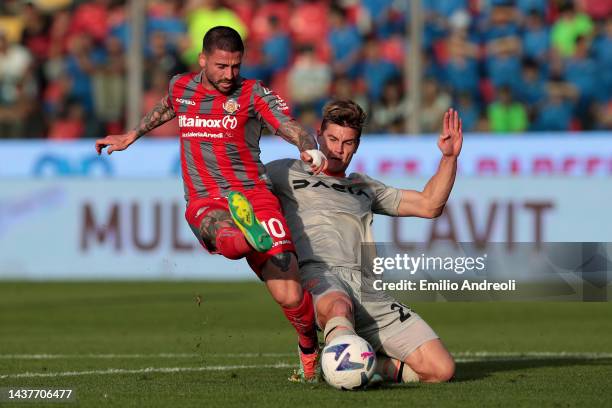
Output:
[199,209,233,250]
[269,252,293,273]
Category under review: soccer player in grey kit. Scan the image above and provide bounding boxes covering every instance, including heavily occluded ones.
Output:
[266,100,461,383]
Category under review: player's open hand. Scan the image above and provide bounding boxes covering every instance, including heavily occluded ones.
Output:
[438,108,463,158]
[95,132,137,155]
[301,150,328,174]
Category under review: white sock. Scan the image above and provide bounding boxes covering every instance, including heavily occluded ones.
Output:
[324,316,356,343]
[376,354,420,383]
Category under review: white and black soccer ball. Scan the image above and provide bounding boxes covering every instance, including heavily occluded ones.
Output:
[321,335,376,390]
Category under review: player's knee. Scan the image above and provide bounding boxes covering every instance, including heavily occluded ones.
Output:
[424,356,455,383]
[329,297,352,319]
[318,293,352,328]
[274,284,303,309]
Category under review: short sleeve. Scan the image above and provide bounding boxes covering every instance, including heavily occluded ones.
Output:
[166,73,184,111]
[252,81,294,133]
[362,174,402,216]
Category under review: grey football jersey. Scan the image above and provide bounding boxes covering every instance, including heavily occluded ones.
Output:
[266,159,402,270]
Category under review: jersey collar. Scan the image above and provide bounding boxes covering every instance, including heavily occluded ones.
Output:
[323,169,346,178]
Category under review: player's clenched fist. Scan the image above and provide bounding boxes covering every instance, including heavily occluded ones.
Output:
[95,131,138,155]
[300,149,328,174]
[437,108,463,158]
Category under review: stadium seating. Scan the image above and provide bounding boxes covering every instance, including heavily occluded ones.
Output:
[0,0,611,138]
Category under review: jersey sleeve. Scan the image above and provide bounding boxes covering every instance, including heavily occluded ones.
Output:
[252,80,294,133]
[362,174,402,216]
[166,73,184,111]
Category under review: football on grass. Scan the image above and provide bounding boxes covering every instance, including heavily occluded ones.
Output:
[321,334,376,390]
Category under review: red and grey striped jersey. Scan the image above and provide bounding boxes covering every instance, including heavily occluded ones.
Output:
[167,72,293,202]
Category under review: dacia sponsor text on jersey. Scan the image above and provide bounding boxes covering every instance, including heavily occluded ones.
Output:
[291,179,370,198]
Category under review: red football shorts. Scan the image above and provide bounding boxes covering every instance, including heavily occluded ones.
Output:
[185,188,295,278]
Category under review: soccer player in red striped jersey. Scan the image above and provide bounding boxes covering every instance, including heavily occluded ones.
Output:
[95,26,325,381]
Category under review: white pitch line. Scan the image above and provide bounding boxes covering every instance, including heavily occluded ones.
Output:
[1,351,611,360]
[1,352,611,380]
[0,353,294,360]
[0,363,295,380]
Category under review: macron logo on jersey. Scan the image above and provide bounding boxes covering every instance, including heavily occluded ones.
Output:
[176,98,196,106]
[178,115,238,130]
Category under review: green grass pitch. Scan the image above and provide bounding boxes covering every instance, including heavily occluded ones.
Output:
[0,281,611,407]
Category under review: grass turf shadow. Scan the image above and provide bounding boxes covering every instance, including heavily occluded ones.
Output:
[453,357,612,382]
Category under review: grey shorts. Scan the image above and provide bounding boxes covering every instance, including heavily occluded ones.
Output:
[301,264,439,358]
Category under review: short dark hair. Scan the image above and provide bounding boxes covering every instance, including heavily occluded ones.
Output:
[321,99,367,137]
[202,26,244,55]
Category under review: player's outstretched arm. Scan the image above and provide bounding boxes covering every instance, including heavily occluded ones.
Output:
[277,120,328,174]
[95,95,176,155]
[396,108,463,218]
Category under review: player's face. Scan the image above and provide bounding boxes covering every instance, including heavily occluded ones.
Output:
[199,48,242,94]
[318,124,360,174]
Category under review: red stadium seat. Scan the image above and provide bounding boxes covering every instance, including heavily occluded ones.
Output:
[289,2,329,45]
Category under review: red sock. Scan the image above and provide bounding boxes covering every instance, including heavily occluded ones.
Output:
[282,290,317,351]
[215,227,252,259]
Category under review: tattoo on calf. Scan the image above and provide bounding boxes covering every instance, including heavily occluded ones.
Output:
[199,209,233,250]
[269,252,293,273]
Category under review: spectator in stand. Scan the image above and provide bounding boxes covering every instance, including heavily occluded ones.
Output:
[43,74,71,119]
[488,85,528,133]
[287,44,331,114]
[419,77,451,133]
[294,105,319,135]
[443,19,480,96]
[521,9,550,65]
[551,2,594,58]
[330,74,370,119]
[69,0,110,44]
[455,91,480,132]
[20,3,51,62]
[261,15,291,77]
[64,33,104,114]
[142,69,180,138]
[594,98,612,130]
[360,36,400,102]
[0,30,36,138]
[146,30,187,80]
[92,36,125,134]
[483,3,523,89]
[328,5,362,79]
[593,18,612,100]
[516,0,547,16]
[563,35,598,127]
[371,79,407,133]
[182,0,246,67]
[515,57,546,111]
[48,99,85,139]
[532,79,577,131]
[147,0,186,49]
[361,0,404,38]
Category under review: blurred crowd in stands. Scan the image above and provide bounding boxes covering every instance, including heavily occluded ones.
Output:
[1,0,611,139]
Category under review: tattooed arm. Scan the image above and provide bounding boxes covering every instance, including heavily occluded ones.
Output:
[95,95,176,155]
[276,120,328,173]
[276,120,317,152]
